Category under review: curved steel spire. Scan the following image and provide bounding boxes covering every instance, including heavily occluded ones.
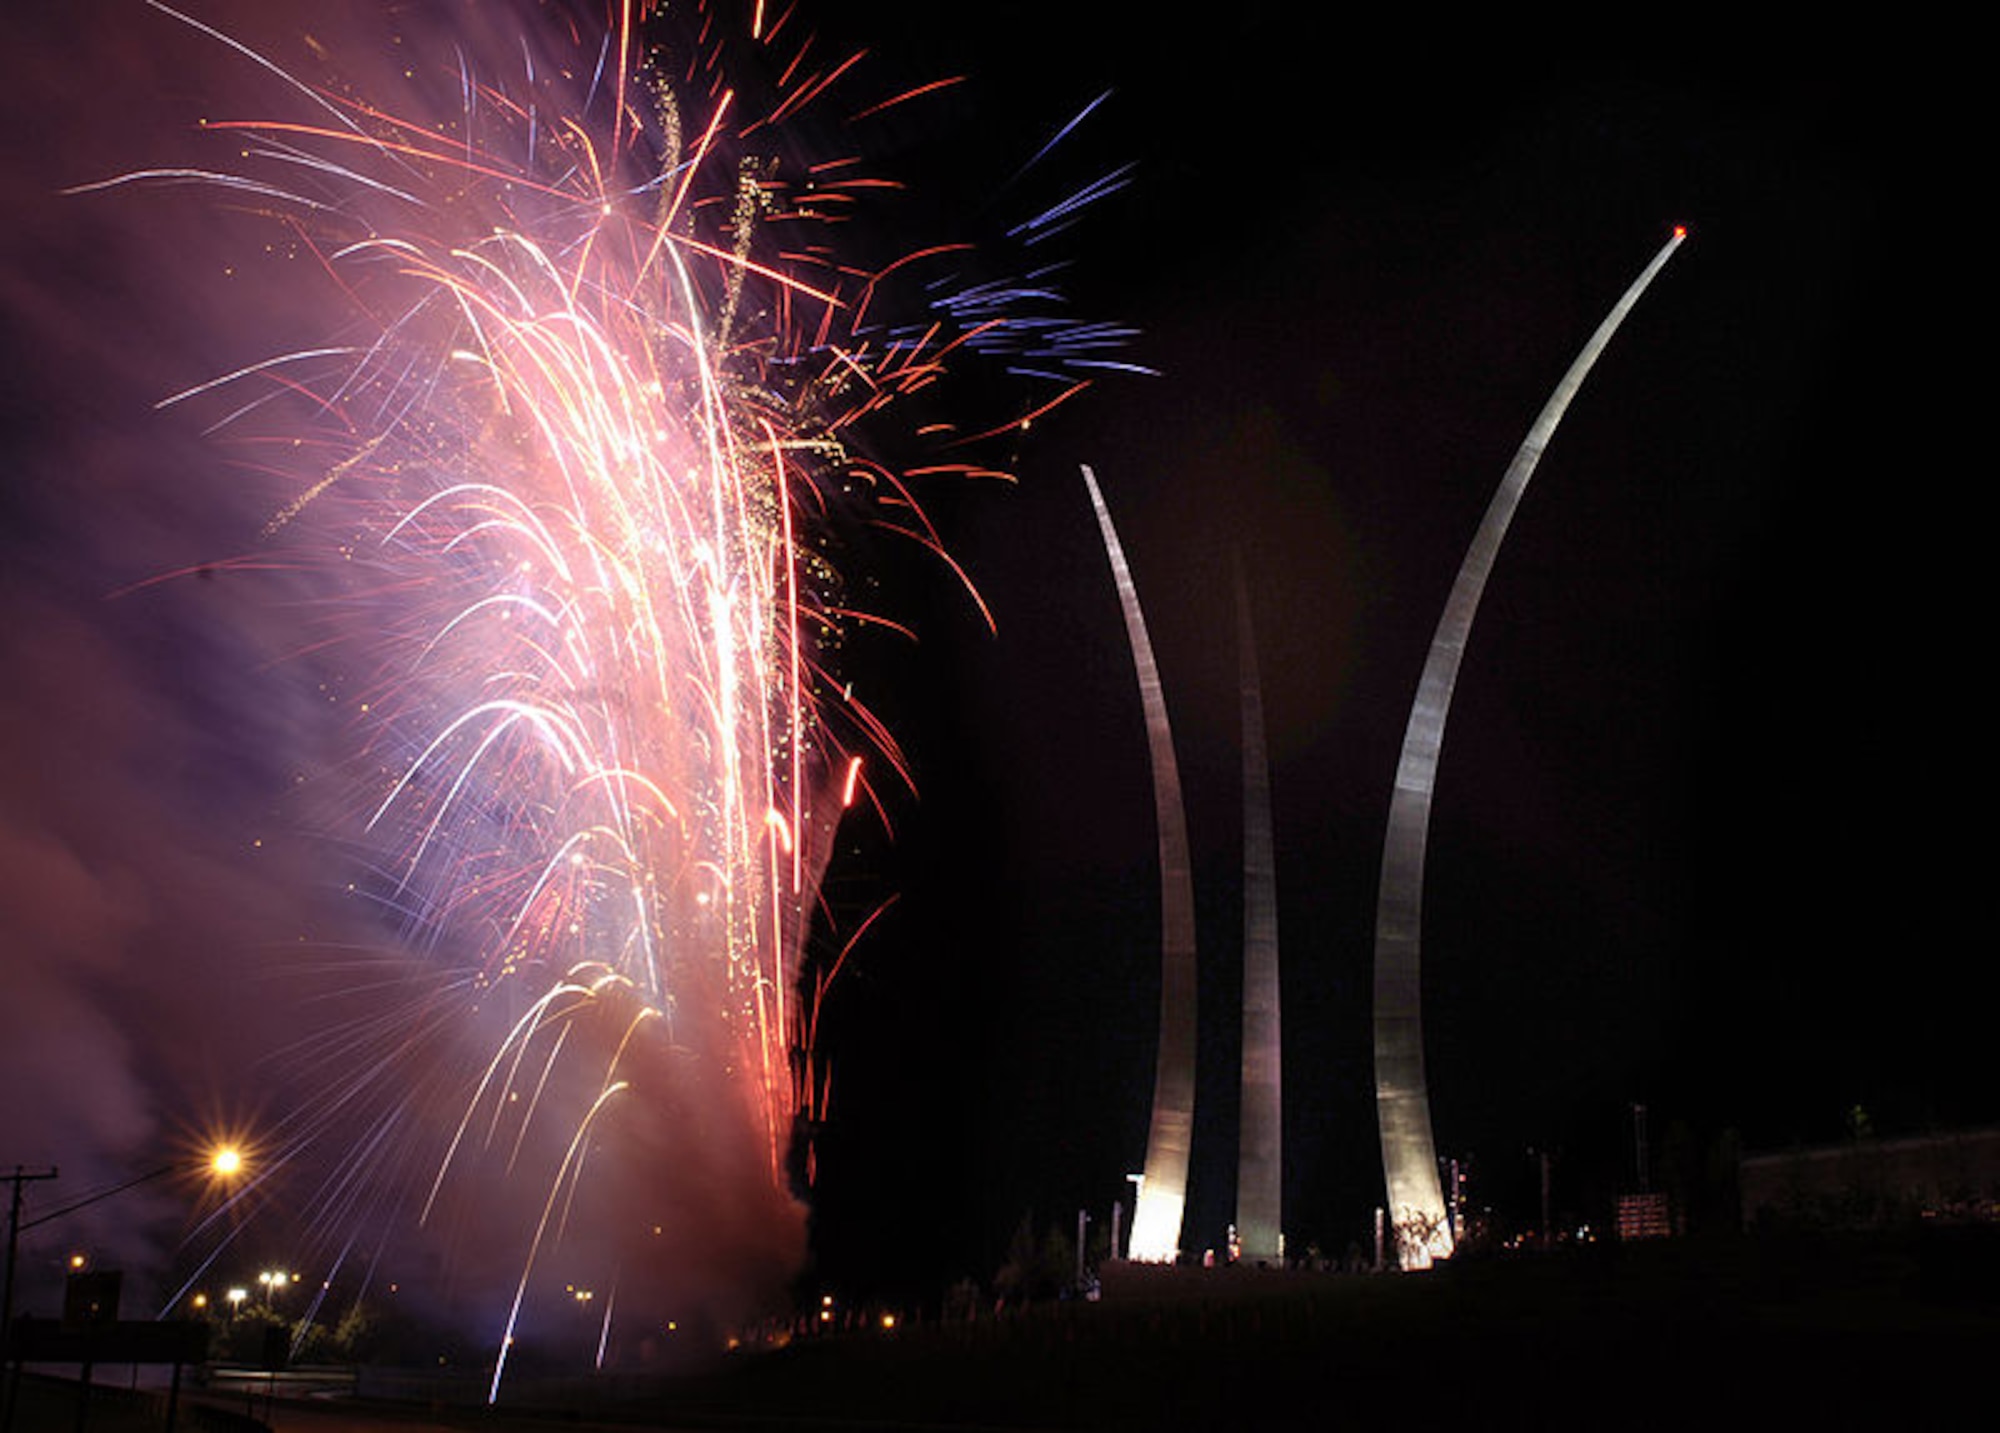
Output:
[1083,463,1196,1263]
[1235,554,1283,1263]
[1374,231,1685,1268]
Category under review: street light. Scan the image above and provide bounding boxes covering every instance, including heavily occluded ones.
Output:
[3,1142,253,1351]
[21,1144,251,1236]
[256,1270,297,1307]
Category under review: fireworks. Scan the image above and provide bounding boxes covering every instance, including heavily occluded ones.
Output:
[83,0,1122,1382]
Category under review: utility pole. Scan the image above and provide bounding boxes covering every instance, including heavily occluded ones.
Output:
[4,1166,60,1356]
[1540,1150,1553,1250]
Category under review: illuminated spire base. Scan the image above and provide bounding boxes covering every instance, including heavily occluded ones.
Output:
[1084,464,1197,1270]
[1372,229,1685,1271]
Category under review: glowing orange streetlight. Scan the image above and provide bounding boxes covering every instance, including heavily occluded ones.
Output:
[22,1141,251,1238]
[3,1140,254,1356]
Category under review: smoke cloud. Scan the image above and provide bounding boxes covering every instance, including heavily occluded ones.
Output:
[4,0,817,1358]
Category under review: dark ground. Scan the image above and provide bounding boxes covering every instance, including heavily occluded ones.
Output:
[663,1234,1997,1430]
[20,1231,1991,1433]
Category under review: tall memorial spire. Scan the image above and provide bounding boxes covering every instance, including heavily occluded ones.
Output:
[1083,464,1196,1264]
[1374,230,1686,1268]
[1234,555,1283,1263]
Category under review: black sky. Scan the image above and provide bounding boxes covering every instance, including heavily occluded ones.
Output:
[799,5,1988,1295]
[2,1,1985,1318]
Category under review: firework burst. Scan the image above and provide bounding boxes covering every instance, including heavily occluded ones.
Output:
[81,0,1125,1380]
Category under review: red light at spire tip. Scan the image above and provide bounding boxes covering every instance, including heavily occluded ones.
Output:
[1673,224,1687,238]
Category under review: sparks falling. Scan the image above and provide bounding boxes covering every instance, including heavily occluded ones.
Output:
[83,0,1126,1380]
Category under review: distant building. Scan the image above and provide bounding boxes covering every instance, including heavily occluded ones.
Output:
[1616,1191,1674,1241]
[1739,1126,2000,1229]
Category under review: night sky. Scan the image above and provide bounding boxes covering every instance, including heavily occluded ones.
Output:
[2,1,1983,1323]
